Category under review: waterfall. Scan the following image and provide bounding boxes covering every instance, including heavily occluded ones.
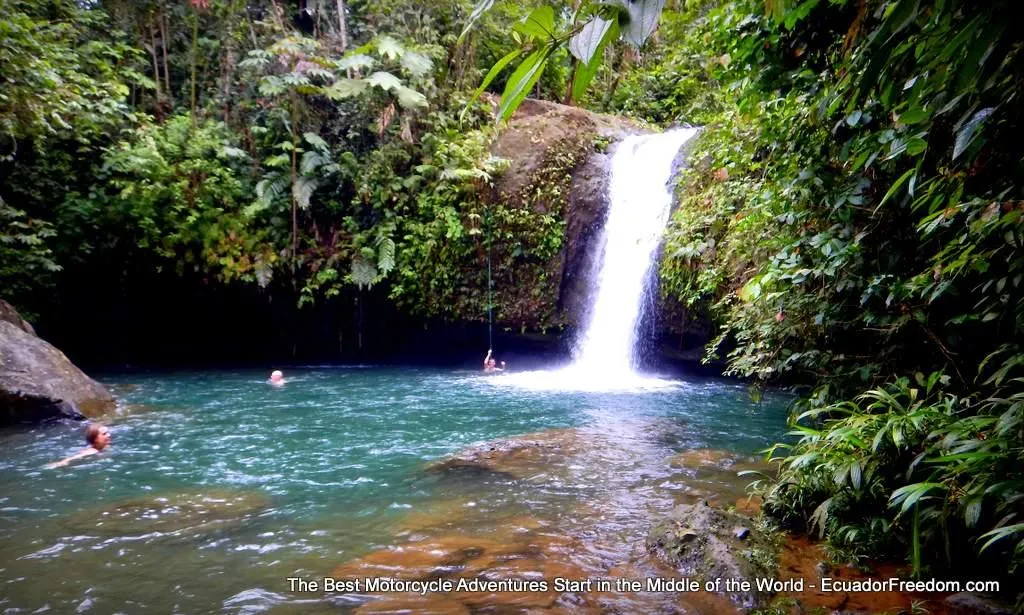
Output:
[573,128,699,377]
[488,127,698,392]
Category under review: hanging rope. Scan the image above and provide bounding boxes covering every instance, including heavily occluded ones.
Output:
[485,205,493,351]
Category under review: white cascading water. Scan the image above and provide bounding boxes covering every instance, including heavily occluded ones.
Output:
[489,127,699,392]
[573,128,700,376]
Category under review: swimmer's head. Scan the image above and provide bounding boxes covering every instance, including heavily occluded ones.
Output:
[85,424,111,451]
[270,370,284,384]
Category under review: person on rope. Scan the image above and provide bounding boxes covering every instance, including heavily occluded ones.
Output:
[483,349,506,372]
[44,423,112,469]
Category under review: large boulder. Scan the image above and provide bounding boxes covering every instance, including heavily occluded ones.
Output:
[481,95,643,329]
[0,298,115,424]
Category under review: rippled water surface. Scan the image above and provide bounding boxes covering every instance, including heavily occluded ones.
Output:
[0,367,788,613]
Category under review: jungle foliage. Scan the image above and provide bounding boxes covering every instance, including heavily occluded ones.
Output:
[3,0,1023,592]
[0,0,567,330]
[636,0,1023,585]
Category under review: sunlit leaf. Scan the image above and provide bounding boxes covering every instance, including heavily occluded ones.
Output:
[514,6,556,40]
[367,71,402,91]
[395,85,428,109]
[376,35,403,60]
[569,16,613,65]
[953,107,995,160]
[619,0,666,47]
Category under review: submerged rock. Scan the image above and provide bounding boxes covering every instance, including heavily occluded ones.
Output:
[59,489,271,536]
[647,501,780,609]
[0,298,115,424]
[426,428,584,480]
[945,592,1014,615]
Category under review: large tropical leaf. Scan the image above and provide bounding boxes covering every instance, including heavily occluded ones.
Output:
[400,51,433,78]
[569,16,613,64]
[351,257,378,289]
[497,47,552,123]
[336,54,375,71]
[367,71,402,92]
[395,85,428,109]
[292,176,318,210]
[324,78,368,99]
[514,6,556,41]
[376,35,404,60]
[618,0,666,48]
[461,48,524,120]
[571,19,619,101]
[377,237,396,276]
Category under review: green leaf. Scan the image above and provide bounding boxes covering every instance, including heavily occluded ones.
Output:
[351,257,378,289]
[303,132,329,152]
[497,47,552,123]
[876,168,916,211]
[953,107,995,160]
[292,176,317,210]
[395,85,428,110]
[376,36,403,60]
[906,137,927,155]
[889,482,944,514]
[399,51,433,78]
[367,71,403,92]
[324,78,368,99]
[377,237,396,276]
[979,524,1024,553]
[880,0,921,43]
[462,48,524,120]
[515,6,556,40]
[899,108,929,124]
[336,54,375,71]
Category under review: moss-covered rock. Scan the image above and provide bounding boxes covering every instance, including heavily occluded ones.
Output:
[647,501,781,609]
[481,96,641,331]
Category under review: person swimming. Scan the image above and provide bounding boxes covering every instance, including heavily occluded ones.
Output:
[44,423,112,469]
[269,370,286,386]
[483,349,505,372]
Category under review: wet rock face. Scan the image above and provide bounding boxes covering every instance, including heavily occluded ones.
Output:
[484,96,642,329]
[0,299,115,424]
[0,298,35,335]
[647,501,780,609]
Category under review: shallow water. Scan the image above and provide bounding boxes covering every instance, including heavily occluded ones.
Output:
[0,367,789,613]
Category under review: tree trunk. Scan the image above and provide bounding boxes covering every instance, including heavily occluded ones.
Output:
[564,58,578,105]
[148,20,163,114]
[221,46,235,123]
[335,0,349,50]
[190,12,199,127]
[290,93,299,263]
[159,3,172,104]
[268,0,287,33]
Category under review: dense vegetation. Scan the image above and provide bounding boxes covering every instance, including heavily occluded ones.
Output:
[2,0,1022,599]
[1,0,569,358]
[614,0,1023,590]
